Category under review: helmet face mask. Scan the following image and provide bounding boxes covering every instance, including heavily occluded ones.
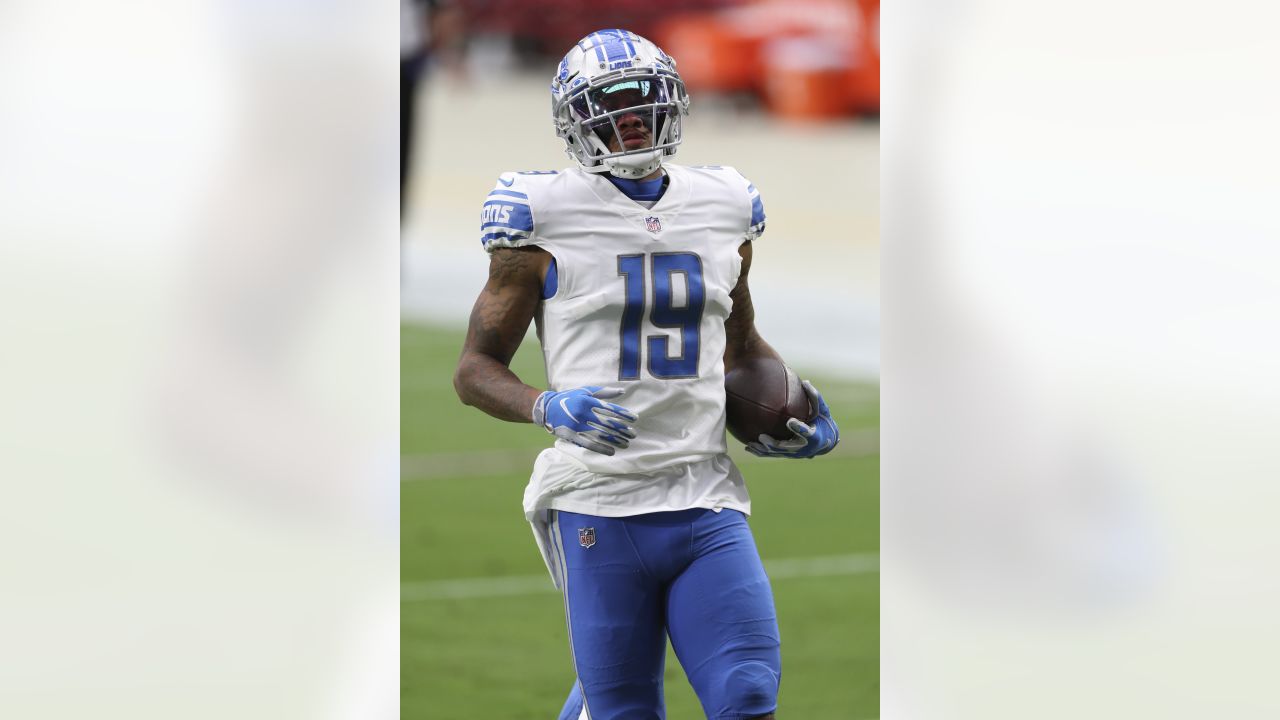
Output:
[551,30,690,179]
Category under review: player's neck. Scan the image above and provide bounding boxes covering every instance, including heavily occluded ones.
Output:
[605,171,668,204]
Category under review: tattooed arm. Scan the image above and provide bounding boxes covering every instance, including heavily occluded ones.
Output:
[725,241,841,458]
[453,246,552,423]
[723,241,784,372]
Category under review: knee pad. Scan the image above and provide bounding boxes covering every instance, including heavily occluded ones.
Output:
[720,661,779,718]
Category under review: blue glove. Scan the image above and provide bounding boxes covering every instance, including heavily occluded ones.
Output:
[532,386,639,456]
[746,380,839,459]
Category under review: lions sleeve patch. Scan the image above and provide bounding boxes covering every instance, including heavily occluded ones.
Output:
[480,173,536,251]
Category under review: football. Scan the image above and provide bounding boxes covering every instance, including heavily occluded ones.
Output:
[724,356,815,445]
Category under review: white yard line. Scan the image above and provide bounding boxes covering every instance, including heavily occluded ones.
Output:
[402,552,879,602]
[401,429,879,481]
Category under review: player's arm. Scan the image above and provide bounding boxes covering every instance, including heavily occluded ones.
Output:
[454,245,639,454]
[724,241,840,459]
[724,241,783,371]
[453,246,548,423]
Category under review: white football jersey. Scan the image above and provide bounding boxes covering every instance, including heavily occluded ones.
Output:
[479,164,767,530]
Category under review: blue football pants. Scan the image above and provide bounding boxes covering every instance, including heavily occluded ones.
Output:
[548,508,781,720]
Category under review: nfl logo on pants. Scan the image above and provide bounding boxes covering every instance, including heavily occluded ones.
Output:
[578,527,596,548]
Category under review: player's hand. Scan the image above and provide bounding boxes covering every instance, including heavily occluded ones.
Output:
[532,386,639,456]
[746,380,839,459]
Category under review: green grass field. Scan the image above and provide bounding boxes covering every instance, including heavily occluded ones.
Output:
[402,324,879,719]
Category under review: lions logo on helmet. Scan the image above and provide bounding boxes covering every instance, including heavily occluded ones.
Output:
[551,29,691,179]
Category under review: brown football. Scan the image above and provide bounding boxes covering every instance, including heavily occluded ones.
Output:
[724,356,815,445]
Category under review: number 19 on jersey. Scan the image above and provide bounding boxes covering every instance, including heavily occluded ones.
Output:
[617,252,705,380]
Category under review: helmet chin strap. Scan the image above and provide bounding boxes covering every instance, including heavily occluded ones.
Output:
[602,149,663,179]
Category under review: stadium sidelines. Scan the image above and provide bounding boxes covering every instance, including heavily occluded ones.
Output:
[402,552,879,602]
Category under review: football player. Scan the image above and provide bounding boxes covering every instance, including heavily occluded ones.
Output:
[453,29,841,720]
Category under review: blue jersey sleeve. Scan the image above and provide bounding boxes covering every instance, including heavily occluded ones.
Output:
[479,172,536,251]
[745,180,766,240]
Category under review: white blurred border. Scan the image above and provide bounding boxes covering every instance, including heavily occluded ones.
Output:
[0,2,398,718]
[885,0,1280,717]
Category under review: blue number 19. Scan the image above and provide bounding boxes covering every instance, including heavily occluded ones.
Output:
[617,252,705,380]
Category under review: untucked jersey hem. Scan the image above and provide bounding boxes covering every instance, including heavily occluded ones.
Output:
[542,497,752,519]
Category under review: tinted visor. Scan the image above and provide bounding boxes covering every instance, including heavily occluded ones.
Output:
[570,78,674,146]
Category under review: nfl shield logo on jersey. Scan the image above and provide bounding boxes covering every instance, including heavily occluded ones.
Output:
[644,216,662,233]
[578,527,596,548]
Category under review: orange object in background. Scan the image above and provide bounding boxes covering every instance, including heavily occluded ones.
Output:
[655,15,763,93]
[762,37,856,121]
[656,0,878,121]
[845,0,880,113]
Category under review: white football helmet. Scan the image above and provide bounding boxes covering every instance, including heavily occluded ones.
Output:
[551,29,690,179]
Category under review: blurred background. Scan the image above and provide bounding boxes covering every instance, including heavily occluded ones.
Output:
[10,0,1279,718]
[399,0,881,717]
